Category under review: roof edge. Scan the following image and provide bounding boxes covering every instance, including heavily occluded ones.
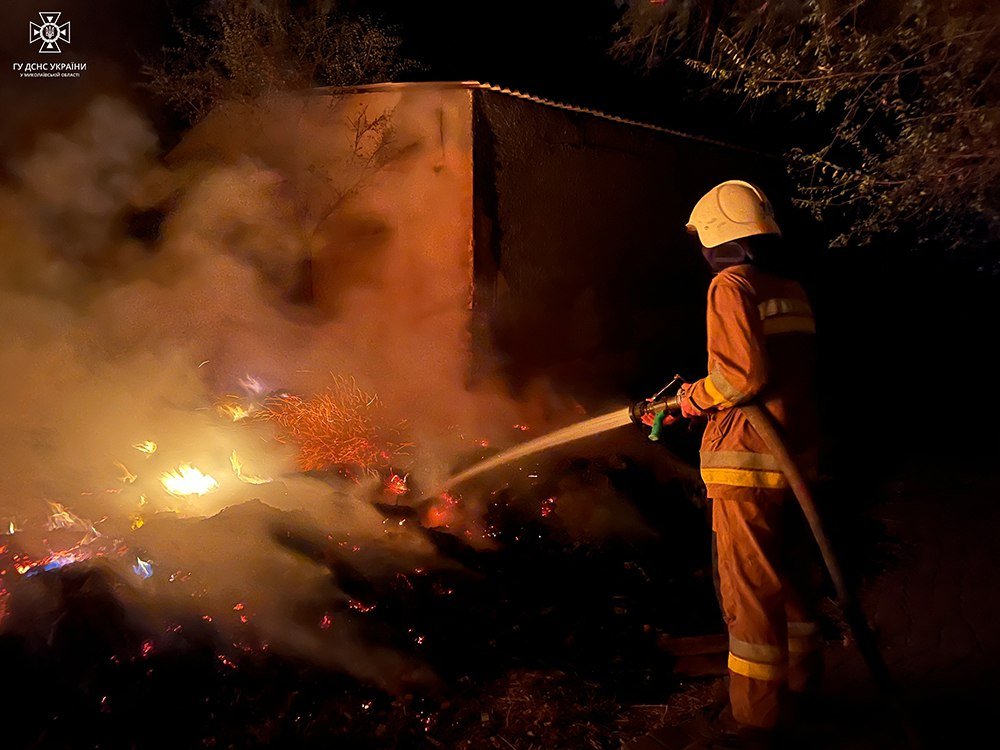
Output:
[310,81,775,158]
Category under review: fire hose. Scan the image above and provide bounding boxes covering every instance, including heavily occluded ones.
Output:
[631,394,921,747]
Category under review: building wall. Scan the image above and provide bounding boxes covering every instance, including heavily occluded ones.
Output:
[472,89,778,403]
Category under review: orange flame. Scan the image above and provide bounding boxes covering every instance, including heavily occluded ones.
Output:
[253,378,396,473]
[132,441,157,456]
[160,464,219,497]
[384,473,408,496]
[114,461,138,485]
[424,492,461,529]
[218,402,252,422]
[230,451,270,485]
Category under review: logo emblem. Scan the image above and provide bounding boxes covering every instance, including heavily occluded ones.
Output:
[29,12,71,54]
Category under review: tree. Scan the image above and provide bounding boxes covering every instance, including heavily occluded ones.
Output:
[615,0,1000,251]
[144,0,415,122]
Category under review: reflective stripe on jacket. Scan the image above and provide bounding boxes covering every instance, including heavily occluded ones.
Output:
[688,264,819,499]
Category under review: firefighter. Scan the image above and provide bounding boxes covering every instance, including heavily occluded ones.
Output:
[664,181,822,743]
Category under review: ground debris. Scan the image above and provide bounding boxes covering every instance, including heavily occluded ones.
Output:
[433,669,624,750]
[616,677,726,738]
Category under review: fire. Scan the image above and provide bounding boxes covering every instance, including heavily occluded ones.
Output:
[132,440,157,456]
[218,402,252,422]
[160,464,219,497]
[384,473,408,496]
[254,378,396,473]
[132,557,153,579]
[424,492,461,529]
[541,496,557,518]
[46,501,90,532]
[230,451,270,485]
[16,550,92,577]
[114,461,138,484]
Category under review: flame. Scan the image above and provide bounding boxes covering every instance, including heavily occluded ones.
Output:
[132,557,153,579]
[46,501,86,531]
[230,451,270,485]
[254,379,396,473]
[218,402,252,422]
[15,549,92,577]
[114,460,138,484]
[384,473,408,496]
[132,440,157,456]
[160,464,219,497]
[424,492,460,528]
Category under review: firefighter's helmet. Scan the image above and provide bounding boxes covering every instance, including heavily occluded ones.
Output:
[685,180,781,248]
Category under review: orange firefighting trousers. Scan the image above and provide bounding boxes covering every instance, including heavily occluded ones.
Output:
[713,491,823,730]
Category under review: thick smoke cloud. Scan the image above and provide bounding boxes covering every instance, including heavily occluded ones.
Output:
[0,93,655,688]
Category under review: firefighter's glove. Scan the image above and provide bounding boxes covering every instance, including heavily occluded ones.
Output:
[678,384,706,420]
[641,400,679,428]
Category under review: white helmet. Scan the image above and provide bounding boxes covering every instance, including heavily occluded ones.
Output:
[686,180,781,248]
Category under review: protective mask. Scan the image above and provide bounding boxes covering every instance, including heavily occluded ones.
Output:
[702,242,749,273]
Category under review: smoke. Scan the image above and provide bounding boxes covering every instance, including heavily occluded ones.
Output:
[0,91,654,689]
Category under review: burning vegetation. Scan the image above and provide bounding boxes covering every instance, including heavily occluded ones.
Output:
[0,88,722,748]
[250,378,406,474]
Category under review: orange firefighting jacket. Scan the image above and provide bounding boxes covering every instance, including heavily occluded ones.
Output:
[687,264,818,502]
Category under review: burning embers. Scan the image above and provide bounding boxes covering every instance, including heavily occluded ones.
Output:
[217,376,407,476]
[253,381,397,474]
[0,373,417,628]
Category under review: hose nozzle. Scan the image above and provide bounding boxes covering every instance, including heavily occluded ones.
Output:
[632,375,687,441]
[629,395,682,424]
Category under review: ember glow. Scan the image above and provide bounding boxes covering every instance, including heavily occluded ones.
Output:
[115,460,138,484]
[424,492,461,529]
[46,501,95,533]
[12,547,96,578]
[229,451,270,485]
[254,379,397,473]
[541,496,557,518]
[385,473,408,496]
[132,440,157,456]
[160,464,219,497]
[218,402,252,422]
